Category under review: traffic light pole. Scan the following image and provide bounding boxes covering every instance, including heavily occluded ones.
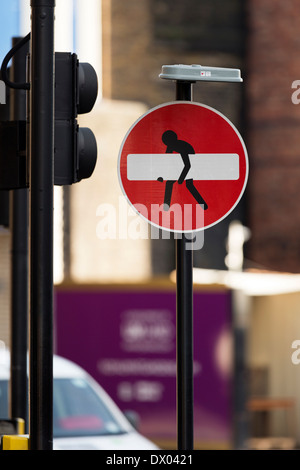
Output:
[0,1,97,448]
[175,80,194,451]
[29,0,55,450]
[9,37,29,428]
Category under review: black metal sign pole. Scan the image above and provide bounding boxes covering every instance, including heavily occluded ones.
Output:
[10,37,29,427]
[160,63,243,452]
[175,79,194,451]
[29,0,55,450]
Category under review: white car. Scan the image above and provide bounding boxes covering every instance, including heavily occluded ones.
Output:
[0,349,159,450]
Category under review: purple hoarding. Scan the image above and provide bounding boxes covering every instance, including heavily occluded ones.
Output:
[54,283,232,449]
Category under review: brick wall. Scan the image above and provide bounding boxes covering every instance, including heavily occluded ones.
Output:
[246,0,300,272]
[102,0,244,110]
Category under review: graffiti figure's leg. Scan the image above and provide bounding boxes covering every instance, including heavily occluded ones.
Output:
[186,179,208,210]
[164,180,175,211]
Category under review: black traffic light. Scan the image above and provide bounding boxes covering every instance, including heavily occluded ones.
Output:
[0,39,98,189]
[0,68,27,191]
[54,52,98,185]
[0,37,28,191]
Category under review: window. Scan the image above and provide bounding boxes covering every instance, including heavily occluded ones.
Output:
[151,0,245,54]
[53,378,127,438]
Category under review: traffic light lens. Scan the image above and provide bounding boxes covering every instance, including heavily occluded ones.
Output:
[77,127,97,181]
[77,63,98,114]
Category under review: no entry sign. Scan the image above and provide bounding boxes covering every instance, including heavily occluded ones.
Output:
[118,101,248,232]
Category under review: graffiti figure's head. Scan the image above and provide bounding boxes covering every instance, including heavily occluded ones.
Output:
[162,130,177,146]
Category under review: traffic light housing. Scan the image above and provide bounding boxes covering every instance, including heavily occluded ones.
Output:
[0,46,98,189]
[54,52,98,185]
[0,68,27,191]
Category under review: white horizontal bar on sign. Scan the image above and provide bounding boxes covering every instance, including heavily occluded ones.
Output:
[127,153,239,181]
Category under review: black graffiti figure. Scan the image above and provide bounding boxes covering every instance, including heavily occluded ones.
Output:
[158,130,208,211]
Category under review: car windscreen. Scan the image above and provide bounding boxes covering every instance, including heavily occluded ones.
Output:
[1,378,128,438]
[53,377,127,438]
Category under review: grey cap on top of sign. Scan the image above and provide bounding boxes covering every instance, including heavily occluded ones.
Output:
[159,64,243,83]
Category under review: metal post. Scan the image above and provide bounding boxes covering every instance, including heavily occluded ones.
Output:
[9,37,29,427]
[160,63,244,451]
[29,0,55,450]
[175,80,194,450]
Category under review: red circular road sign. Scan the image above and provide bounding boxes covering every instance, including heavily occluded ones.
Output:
[118,101,248,232]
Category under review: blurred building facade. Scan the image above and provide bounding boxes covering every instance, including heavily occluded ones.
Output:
[1,0,300,445]
[2,0,299,294]
[101,0,246,275]
[100,0,300,275]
